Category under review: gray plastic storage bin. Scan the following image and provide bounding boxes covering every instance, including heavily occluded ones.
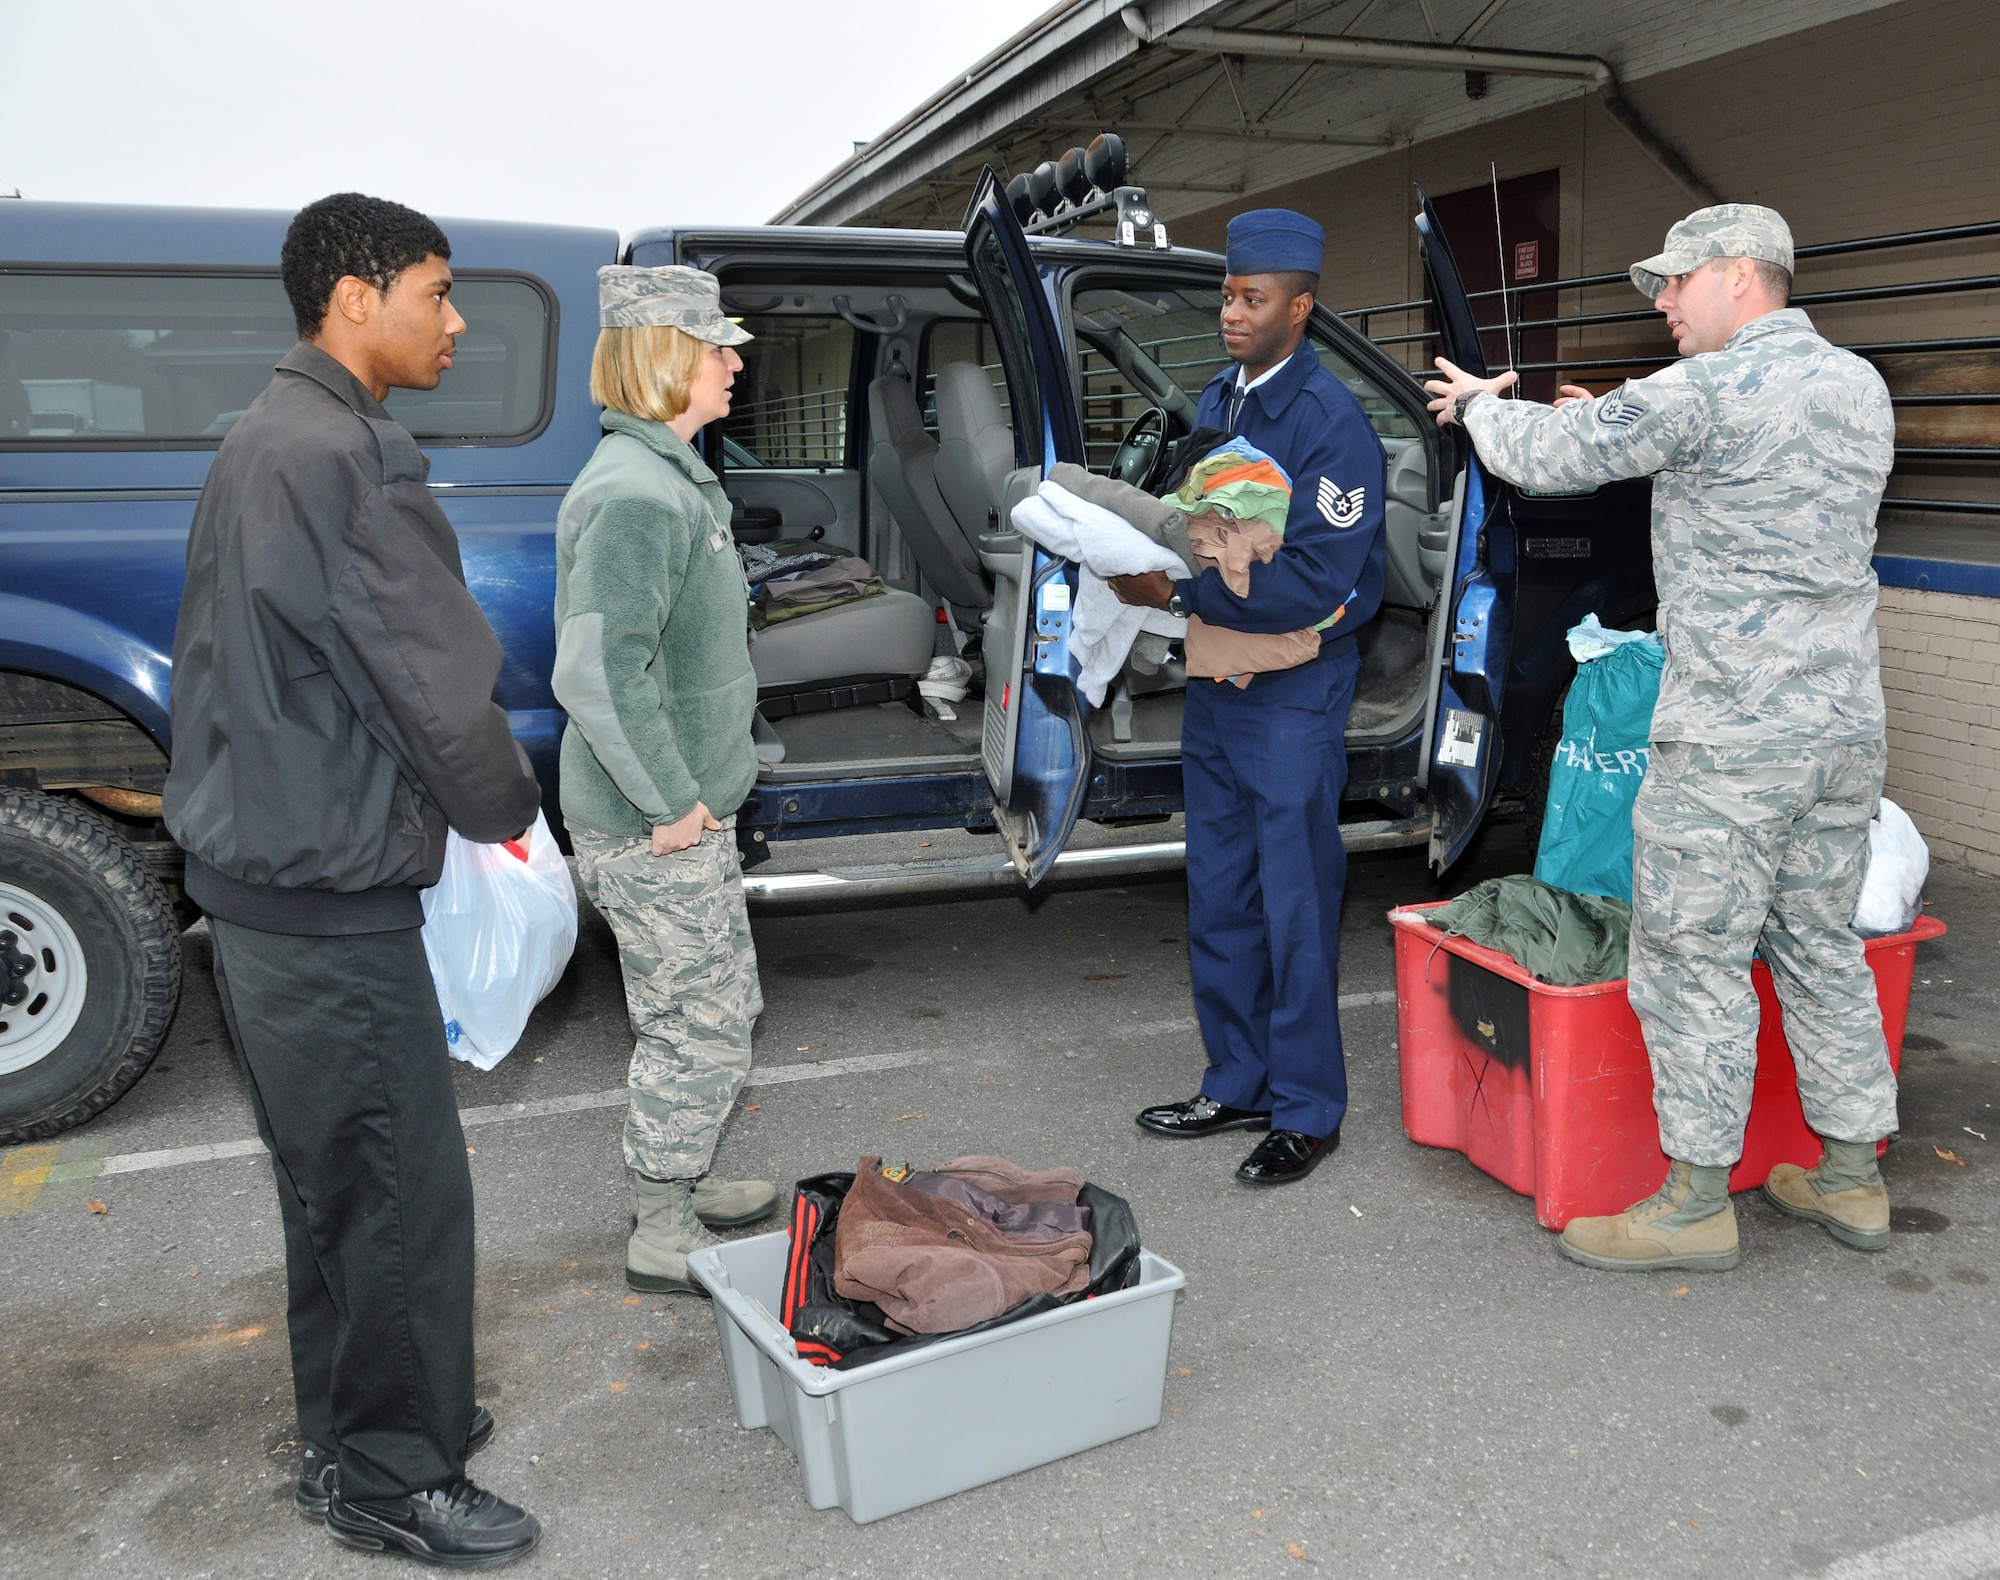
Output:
[687,1230,1185,1523]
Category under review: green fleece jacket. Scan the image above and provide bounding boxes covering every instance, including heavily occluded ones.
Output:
[552,412,757,837]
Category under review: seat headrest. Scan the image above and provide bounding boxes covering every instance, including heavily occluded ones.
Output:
[935,360,1007,445]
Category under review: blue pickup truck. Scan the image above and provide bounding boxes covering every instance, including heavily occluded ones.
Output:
[0,157,1655,1141]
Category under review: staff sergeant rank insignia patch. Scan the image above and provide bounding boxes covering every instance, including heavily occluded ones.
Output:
[1595,387,1646,428]
[1317,478,1367,529]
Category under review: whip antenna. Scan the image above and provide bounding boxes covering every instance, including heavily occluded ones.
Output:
[1490,163,1517,391]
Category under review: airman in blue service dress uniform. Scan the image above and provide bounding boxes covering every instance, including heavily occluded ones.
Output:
[1112,209,1388,1185]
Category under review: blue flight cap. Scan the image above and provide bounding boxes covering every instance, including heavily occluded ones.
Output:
[1225,209,1325,277]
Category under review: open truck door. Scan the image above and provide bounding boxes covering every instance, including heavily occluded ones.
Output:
[1415,188,1516,873]
[961,168,1094,885]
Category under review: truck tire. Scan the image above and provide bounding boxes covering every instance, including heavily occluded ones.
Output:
[0,787,181,1145]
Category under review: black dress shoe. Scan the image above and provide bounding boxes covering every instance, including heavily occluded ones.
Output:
[1136,1095,1273,1138]
[326,1475,540,1568]
[296,1406,496,1523]
[1236,1128,1339,1186]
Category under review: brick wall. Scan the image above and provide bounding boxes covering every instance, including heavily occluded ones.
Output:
[1878,586,2000,877]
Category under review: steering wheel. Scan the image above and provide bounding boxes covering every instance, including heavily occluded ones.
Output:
[1108,406,1171,490]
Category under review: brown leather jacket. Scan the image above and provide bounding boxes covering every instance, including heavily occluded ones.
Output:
[832,1156,1093,1335]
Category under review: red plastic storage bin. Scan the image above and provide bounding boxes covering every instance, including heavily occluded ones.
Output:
[1389,902,1945,1230]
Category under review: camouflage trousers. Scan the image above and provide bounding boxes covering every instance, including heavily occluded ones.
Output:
[570,818,763,1180]
[1627,738,1896,1167]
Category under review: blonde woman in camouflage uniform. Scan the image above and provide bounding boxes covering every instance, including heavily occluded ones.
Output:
[553,265,776,1295]
[1426,206,1900,1273]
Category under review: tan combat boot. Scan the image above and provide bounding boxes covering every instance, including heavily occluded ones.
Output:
[691,1176,781,1229]
[1764,1152,1890,1252]
[1559,1160,1741,1273]
[627,1173,720,1295]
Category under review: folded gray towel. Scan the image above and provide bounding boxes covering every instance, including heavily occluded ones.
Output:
[1047,462,1194,568]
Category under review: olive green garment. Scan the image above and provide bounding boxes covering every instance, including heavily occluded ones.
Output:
[552,412,758,838]
[1428,875,1633,986]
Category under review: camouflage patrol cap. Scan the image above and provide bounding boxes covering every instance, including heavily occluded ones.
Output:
[597,264,752,343]
[1629,204,1794,300]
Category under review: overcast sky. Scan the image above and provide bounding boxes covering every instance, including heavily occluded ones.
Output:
[0,0,1054,232]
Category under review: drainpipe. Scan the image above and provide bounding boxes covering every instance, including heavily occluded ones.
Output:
[1118,9,1720,206]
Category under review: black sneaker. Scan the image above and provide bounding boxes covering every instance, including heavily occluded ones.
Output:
[295,1406,496,1523]
[326,1476,540,1569]
[295,1441,338,1522]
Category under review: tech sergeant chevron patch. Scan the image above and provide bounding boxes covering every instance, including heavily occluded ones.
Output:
[1317,477,1367,528]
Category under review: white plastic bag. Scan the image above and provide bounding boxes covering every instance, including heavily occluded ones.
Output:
[1851,797,1929,939]
[421,811,578,1069]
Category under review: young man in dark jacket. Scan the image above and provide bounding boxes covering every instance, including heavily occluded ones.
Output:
[164,193,543,1568]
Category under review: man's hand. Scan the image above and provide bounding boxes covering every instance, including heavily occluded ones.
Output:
[1551,384,1594,408]
[1422,358,1518,427]
[1108,570,1175,610]
[651,801,722,856]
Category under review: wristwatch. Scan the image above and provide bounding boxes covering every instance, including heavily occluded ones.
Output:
[1166,589,1187,618]
[1452,390,1486,425]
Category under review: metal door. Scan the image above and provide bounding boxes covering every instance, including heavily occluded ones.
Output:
[961,169,1093,884]
[1416,189,1517,871]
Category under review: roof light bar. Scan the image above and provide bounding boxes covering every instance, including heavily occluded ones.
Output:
[1007,133,1169,249]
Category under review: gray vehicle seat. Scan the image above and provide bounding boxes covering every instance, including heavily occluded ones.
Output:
[867,376,991,620]
[749,585,937,694]
[1381,440,1446,611]
[933,361,1014,550]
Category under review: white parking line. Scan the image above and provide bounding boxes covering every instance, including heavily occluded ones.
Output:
[746,1050,933,1086]
[1820,1511,2000,1580]
[98,1138,267,1176]
[68,998,1399,1186]
[85,1050,936,1181]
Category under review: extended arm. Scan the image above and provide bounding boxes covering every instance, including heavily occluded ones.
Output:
[1427,357,1712,493]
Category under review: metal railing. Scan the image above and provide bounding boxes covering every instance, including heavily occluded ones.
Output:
[721,385,847,469]
[1335,218,2000,512]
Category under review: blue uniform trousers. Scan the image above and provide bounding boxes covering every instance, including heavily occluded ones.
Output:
[1184,639,1358,1138]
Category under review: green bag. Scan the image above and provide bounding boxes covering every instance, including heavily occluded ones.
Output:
[1533,625,1663,903]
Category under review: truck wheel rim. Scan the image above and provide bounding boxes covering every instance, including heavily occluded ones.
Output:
[0,880,90,1076]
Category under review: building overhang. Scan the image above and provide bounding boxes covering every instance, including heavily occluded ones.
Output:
[775,0,1901,229]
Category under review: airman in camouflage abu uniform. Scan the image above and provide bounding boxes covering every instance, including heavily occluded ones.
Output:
[555,264,779,1295]
[1427,205,1901,1271]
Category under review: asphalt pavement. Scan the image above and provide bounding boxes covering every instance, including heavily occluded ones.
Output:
[1,819,1995,1579]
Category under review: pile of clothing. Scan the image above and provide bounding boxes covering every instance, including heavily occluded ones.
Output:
[782,1154,1141,1369]
[1007,435,1343,705]
[739,539,885,629]
[1427,874,1634,986]
[1008,474,1189,706]
[1164,434,1354,686]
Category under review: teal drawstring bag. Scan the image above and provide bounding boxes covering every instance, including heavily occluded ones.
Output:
[1532,616,1664,903]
